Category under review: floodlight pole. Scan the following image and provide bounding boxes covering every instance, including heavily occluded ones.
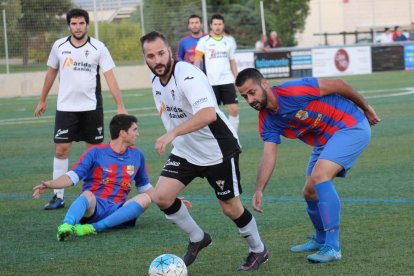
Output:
[3,9,9,74]
[202,0,208,34]
[140,0,145,35]
[260,1,266,36]
[93,0,99,40]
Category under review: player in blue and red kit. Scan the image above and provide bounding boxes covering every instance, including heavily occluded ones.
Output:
[33,114,154,241]
[235,68,380,263]
[176,14,207,71]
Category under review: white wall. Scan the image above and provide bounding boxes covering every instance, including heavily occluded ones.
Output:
[297,0,414,47]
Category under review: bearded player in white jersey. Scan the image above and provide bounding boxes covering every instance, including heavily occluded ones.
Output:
[34,8,127,210]
[140,31,268,272]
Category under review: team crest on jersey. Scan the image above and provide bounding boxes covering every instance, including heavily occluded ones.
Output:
[170,89,175,101]
[85,50,89,58]
[216,180,225,191]
[295,110,309,120]
[126,165,135,175]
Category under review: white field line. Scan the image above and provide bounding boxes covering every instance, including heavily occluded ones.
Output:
[1,88,413,126]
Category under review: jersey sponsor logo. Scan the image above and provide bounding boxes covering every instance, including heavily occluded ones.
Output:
[155,90,162,96]
[72,61,92,72]
[55,128,69,138]
[295,110,309,120]
[62,57,74,69]
[192,97,208,108]
[184,76,194,81]
[126,165,135,175]
[207,49,229,59]
[166,105,187,119]
[120,181,131,189]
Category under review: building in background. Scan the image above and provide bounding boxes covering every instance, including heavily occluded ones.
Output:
[296,0,414,47]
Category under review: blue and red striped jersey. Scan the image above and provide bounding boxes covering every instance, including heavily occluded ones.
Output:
[259,77,366,146]
[176,34,207,71]
[68,144,150,203]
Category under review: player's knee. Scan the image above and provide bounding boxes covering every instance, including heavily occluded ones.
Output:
[135,193,152,209]
[55,145,71,159]
[152,192,173,209]
[80,190,95,202]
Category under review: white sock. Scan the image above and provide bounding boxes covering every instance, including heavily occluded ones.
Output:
[229,115,239,132]
[165,201,204,242]
[53,157,68,199]
[239,216,265,253]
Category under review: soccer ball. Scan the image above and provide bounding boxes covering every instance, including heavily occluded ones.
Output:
[148,254,187,276]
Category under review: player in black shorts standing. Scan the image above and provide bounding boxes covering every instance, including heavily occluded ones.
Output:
[194,14,240,132]
[141,31,268,271]
[34,8,126,210]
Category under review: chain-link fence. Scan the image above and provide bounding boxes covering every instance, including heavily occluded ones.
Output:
[1,0,414,74]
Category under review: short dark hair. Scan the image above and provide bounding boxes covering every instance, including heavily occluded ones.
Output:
[188,14,202,24]
[235,68,264,87]
[66,8,89,25]
[210,14,224,24]
[109,114,138,140]
[140,31,169,50]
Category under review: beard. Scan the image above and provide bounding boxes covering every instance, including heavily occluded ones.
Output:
[250,86,268,111]
[148,55,173,78]
[72,32,87,41]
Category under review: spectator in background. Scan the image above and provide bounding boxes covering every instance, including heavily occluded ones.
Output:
[224,28,237,50]
[255,34,269,52]
[376,27,393,43]
[392,25,407,41]
[176,14,207,71]
[268,31,281,48]
[408,22,414,40]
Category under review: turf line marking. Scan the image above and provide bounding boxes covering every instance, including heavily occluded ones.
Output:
[1,194,413,203]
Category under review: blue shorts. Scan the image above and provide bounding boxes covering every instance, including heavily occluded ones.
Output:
[80,197,136,227]
[306,119,371,177]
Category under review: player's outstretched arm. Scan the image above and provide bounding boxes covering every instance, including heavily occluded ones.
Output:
[34,67,58,117]
[32,175,73,199]
[253,141,278,213]
[103,69,127,114]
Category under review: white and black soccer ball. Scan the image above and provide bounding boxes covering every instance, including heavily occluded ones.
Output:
[148,253,187,276]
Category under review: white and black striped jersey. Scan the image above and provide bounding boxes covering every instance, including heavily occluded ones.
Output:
[47,36,115,111]
[152,61,241,166]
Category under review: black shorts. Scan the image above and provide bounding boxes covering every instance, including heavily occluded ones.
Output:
[160,153,242,200]
[54,109,104,144]
[212,84,239,105]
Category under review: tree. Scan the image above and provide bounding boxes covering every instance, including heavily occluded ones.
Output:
[262,0,310,46]
[0,1,22,58]
[18,0,72,66]
[89,21,142,63]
